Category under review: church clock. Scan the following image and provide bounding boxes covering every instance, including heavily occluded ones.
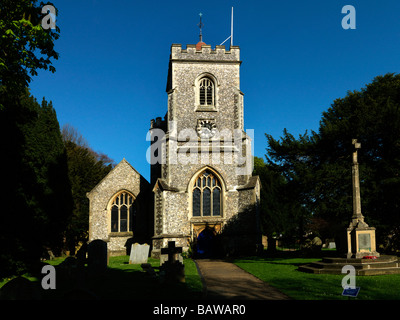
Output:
[196,119,217,139]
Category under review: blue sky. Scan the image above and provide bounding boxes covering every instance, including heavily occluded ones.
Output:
[29,0,400,182]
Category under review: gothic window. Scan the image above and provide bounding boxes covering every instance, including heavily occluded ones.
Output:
[199,77,214,107]
[110,191,136,232]
[192,170,221,217]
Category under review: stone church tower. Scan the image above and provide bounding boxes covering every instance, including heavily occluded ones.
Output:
[149,40,262,258]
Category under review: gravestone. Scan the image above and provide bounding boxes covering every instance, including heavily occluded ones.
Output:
[129,243,150,264]
[160,241,185,283]
[87,239,108,275]
[328,242,336,249]
[141,263,157,278]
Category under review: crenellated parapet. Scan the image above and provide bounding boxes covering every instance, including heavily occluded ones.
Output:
[170,44,241,63]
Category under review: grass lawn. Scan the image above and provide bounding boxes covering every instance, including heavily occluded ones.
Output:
[0,256,203,300]
[4,253,400,300]
[233,255,400,300]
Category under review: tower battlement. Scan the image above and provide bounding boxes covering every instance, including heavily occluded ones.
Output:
[170,44,240,62]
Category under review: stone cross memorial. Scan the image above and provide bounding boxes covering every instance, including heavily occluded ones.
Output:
[346,139,379,258]
[129,243,150,264]
[160,241,185,283]
[161,241,182,264]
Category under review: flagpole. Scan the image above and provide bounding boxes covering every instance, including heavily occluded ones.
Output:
[230,6,234,47]
[219,7,234,47]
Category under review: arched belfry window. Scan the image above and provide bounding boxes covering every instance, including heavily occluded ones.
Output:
[199,77,215,107]
[192,170,221,217]
[110,191,136,232]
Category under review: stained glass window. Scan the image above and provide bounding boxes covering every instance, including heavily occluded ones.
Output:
[193,188,201,216]
[111,206,118,232]
[120,205,127,232]
[192,170,222,217]
[213,188,220,216]
[110,192,135,232]
[199,78,214,106]
[203,188,211,216]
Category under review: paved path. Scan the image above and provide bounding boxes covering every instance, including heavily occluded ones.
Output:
[195,259,290,300]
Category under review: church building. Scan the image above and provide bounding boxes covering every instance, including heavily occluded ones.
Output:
[88,29,262,258]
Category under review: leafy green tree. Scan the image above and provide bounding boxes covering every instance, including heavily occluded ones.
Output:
[62,124,114,255]
[315,73,400,250]
[0,0,59,99]
[253,156,309,251]
[0,90,72,277]
[265,73,400,252]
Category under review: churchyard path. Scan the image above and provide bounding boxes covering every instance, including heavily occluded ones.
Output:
[195,259,290,300]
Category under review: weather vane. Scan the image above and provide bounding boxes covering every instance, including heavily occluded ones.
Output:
[197,12,204,42]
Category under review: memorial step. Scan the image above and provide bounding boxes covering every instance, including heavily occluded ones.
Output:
[299,255,400,275]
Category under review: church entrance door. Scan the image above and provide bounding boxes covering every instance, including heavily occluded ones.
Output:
[196,226,216,258]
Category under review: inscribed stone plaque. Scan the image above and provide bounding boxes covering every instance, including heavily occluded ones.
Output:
[358,233,371,251]
[129,243,150,264]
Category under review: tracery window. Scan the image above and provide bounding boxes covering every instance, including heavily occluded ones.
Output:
[199,77,214,107]
[110,192,135,232]
[192,170,221,217]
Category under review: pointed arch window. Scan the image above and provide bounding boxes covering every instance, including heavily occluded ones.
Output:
[192,170,221,217]
[110,192,136,232]
[199,77,215,107]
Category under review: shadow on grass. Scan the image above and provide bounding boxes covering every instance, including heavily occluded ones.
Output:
[3,259,203,300]
[51,264,203,300]
[85,268,202,300]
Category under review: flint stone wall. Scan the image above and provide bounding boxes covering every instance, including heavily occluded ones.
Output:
[87,159,149,256]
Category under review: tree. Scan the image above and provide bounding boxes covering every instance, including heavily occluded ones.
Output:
[315,73,400,250]
[0,0,63,278]
[0,90,72,278]
[0,0,60,99]
[265,73,400,252]
[253,156,308,251]
[62,124,114,255]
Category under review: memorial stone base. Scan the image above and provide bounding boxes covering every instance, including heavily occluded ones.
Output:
[346,227,379,259]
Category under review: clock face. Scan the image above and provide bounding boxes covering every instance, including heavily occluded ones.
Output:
[197,119,217,139]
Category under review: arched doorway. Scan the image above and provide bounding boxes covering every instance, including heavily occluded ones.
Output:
[196,226,216,258]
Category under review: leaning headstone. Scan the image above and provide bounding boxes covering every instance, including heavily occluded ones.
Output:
[87,239,108,276]
[129,243,150,264]
[0,277,41,300]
